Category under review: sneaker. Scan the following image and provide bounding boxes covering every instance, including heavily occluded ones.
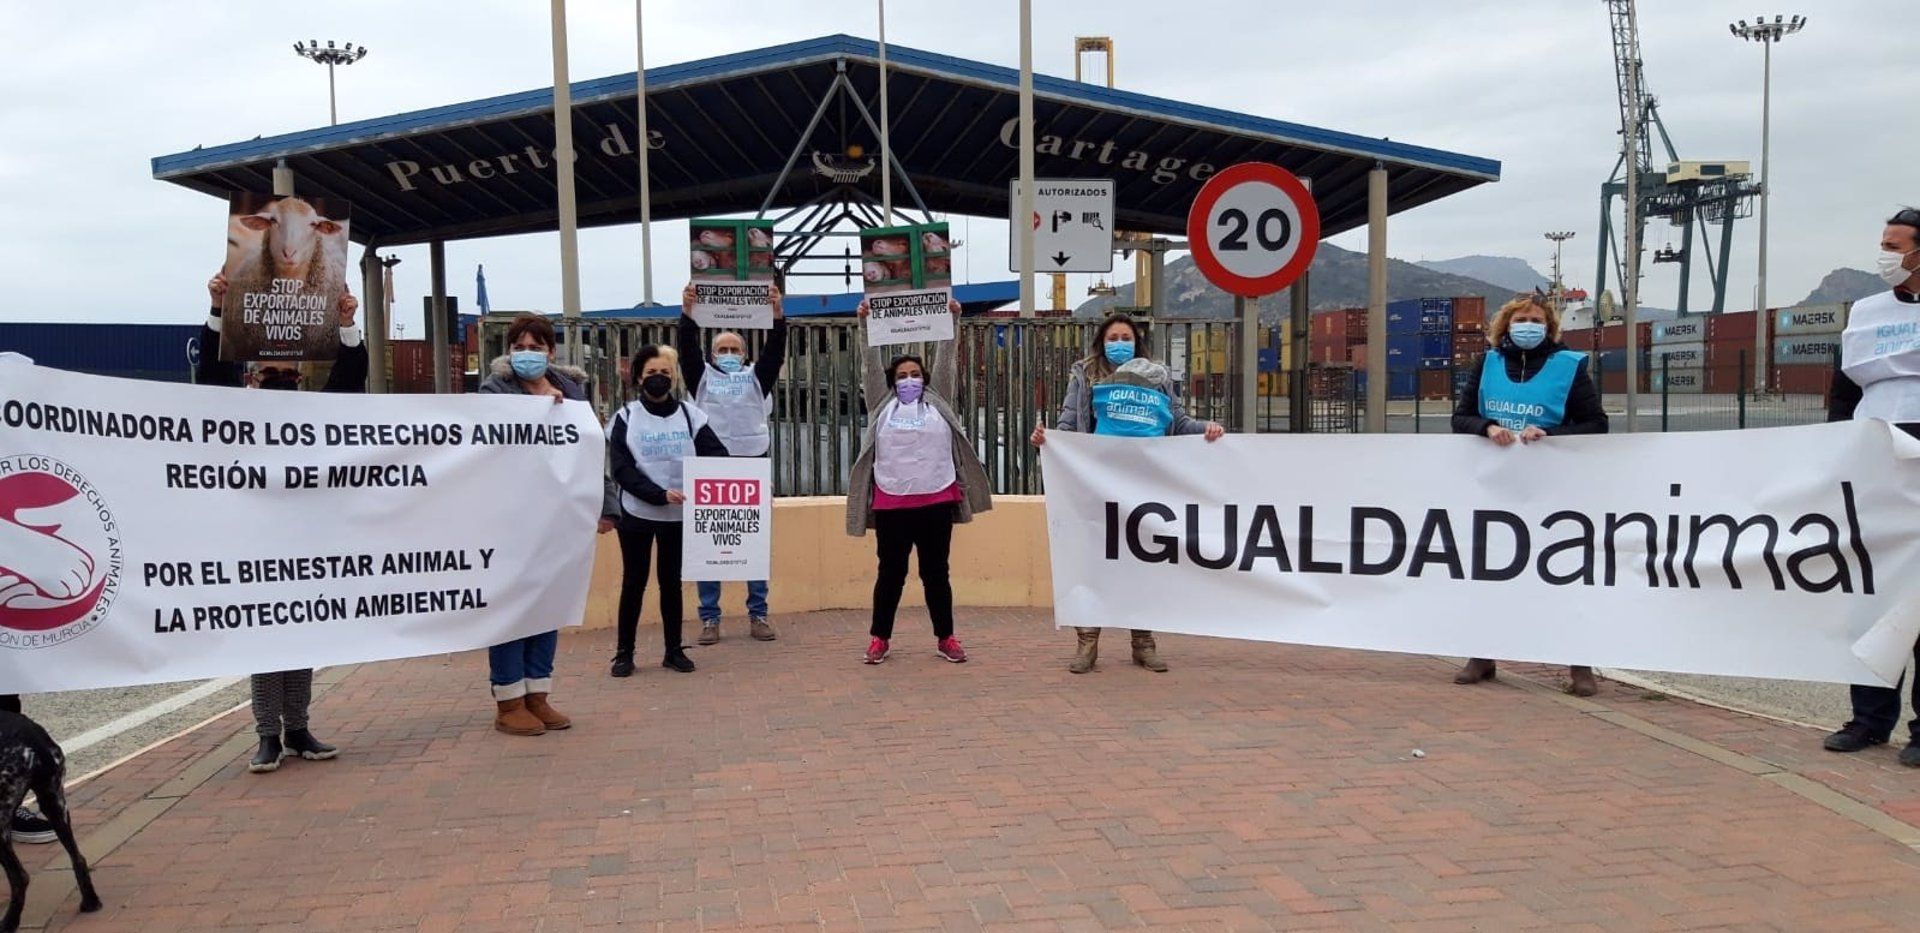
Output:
[863,637,890,665]
[697,623,721,646]
[750,616,777,642]
[1902,743,1920,768]
[1823,724,1888,753]
[663,650,697,673]
[10,808,55,845]
[936,637,968,663]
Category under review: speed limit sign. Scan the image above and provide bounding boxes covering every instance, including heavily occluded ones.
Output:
[1185,162,1320,297]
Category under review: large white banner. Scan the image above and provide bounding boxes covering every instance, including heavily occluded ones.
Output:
[1042,424,1920,687]
[0,363,603,693]
[681,457,772,581]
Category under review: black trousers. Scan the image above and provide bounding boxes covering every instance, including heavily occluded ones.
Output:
[1849,637,1920,742]
[616,516,685,656]
[871,505,955,641]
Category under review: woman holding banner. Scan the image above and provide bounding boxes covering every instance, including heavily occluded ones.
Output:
[1449,293,1608,696]
[608,345,730,677]
[848,299,991,665]
[477,313,620,736]
[203,271,364,771]
[1030,313,1225,674]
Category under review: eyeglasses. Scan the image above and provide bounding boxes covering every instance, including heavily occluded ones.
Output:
[1516,292,1550,309]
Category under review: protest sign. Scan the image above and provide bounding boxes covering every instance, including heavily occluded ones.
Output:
[681,457,773,581]
[863,223,954,346]
[689,219,776,329]
[0,362,603,692]
[220,193,352,362]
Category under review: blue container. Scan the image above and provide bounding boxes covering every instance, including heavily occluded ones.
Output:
[1421,297,1455,313]
[1355,370,1368,399]
[1386,332,1423,367]
[1385,299,1422,335]
[1387,371,1418,399]
[1257,348,1279,373]
[1421,333,1452,358]
[1420,311,1452,334]
[1419,356,1453,371]
[1453,368,1474,393]
[0,323,199,383]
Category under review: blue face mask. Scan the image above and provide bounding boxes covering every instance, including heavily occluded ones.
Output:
[510,350,549,380]
[715,353,744,374]
[1509,322,1548,350]
[1104,340,1136,365]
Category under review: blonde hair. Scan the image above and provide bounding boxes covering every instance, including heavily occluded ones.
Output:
[1486,294,1561,348]
[630,343,684,394]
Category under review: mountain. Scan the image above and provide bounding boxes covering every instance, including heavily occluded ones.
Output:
[1074,243,1512,322]
[1796,268,1883,306]
[1415,256,1551,294]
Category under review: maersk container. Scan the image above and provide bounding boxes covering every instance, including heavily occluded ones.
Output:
[1775,303,1848,336]
[1649,341,1708,369]
[1651,318,1707,345]
[1650,367,1706,394]
[1773,334,1842,366]
[0,322,199,382]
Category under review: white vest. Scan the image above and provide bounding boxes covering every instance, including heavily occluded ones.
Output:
[1841,291,1920,423]
[873,399,956,496]
[613,400,708,521]
[694,363,772,457]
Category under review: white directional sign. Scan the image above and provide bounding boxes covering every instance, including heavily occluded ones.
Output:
[1008,178,1114,274]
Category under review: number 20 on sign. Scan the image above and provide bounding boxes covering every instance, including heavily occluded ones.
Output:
[1185,162,1320,298]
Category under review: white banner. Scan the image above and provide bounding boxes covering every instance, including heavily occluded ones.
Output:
[1042,424,1920,686]
[0,363,603,693]
[681,457,772,581]
[865,288,955,347]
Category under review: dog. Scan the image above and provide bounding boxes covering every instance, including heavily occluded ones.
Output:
[0,711,100,932]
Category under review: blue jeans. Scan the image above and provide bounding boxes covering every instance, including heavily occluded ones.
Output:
[488,630,558,700]
[697,580,769,623]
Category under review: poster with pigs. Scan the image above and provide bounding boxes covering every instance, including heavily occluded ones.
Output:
[688,219,776,329]
[862,223,954,347]
[219,193,352,362]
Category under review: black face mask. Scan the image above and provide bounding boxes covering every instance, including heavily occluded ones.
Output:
[257,373,300,391]
[640,374,672,398]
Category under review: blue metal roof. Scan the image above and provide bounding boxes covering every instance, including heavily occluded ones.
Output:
[152,35,1498,246]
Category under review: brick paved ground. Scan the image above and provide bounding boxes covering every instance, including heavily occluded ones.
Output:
[25,608,1920,931]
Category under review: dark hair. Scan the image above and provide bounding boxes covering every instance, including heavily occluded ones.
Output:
[1890,208,1920,239]
[1095,312,1145,353]
[630,344,679,388]
[506,313,556,350]
[886,354,925,385]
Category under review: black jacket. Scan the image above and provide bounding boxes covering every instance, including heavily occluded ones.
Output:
[1451,340,1608,437]
[607,396,730,509]
[676,314,788,400]
[195,308,367,392]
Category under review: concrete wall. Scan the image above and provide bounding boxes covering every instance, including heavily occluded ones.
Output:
[581,495,1053,631]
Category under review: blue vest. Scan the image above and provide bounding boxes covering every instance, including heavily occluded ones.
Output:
[1478,349,1585,431]
[1091,383,1174,437]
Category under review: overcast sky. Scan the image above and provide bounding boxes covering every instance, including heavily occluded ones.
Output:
[1,1,1903,327]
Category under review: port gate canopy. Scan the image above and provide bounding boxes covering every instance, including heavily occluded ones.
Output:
[151,35,1498,250]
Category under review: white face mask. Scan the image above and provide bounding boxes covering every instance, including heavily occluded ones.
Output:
[1878,248,1918,288]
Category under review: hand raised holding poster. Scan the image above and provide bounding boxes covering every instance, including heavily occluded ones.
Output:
[219,193,352,362]
[688,219,776,329]
[862,223,955,347]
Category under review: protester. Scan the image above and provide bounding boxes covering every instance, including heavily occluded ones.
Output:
[1030,314,1224,673]
[608,345,730,677]
[477,313,620,736]
[1449,292,1608,696]
[676,280,788,645]
[203,271,365,772]
[848,299,991,665]
[1823,207,1920,766]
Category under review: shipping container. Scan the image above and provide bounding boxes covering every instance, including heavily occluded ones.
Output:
[1600,370,1651,395]
[1386,331,1423,367]
[1650,367,1706,394]
[1704,310,1760,344]
[1452,296,1487,329]
[1417,369,1451,399]
[1773,364,1832,396]
[1596,321,1653,350]
[1596,349,1629,373]
[1385,299,1422,335]
[1347,345,1368,371]
[1773,334,1842,366]
[1420,298,1455,314]
[1562,327,1596,351]
[1649,341,1709,369]
[1651,318,1707,344]
[1387,370,1418,400]
[1775,303,1848,336]
[388,340,468,395]
[1420,312,1452,334]
[1421,333,1452,359]
[1419,356,1453,371]
[0,322,201,383]
[1452,332,1486,354]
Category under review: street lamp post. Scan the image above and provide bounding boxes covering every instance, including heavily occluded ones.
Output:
[1729,14,1805,394]
[1545,231,1575,315]
[293,40,369,126]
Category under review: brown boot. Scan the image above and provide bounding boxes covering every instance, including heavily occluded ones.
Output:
[1568,666,1599,698]
[494,698,546,736]
[524,693,572,730]
[1131,630,1168,672]
[1068,627,1100,674]
[1453,658,1496,684]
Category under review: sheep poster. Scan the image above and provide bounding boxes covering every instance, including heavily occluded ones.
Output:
[862,223,954,347]
[219,193,353,362]
[688,219,776,329]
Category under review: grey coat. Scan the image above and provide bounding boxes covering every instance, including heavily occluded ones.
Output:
[481,356,621,520]
[1055,357,1208,436]
[845,326,994,536]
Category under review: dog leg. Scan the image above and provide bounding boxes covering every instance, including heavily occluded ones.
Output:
[0,833,28,933]
[34,784,98,913]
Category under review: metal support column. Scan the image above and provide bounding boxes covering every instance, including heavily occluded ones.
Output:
[1289,272,1310,433]
[362,244,388,393]
[1016,0,1036,316]
[1238,295,1258,434]
[1365,164,1388,432]
[1150,247,1166,316]
[429,240,450,393]
[550,0,583,321]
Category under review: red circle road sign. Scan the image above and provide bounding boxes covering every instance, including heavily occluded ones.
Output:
[1185,162,1320,298]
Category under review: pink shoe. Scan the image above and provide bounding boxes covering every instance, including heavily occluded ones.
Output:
[937,637,968,663]
[864,637,890,665]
